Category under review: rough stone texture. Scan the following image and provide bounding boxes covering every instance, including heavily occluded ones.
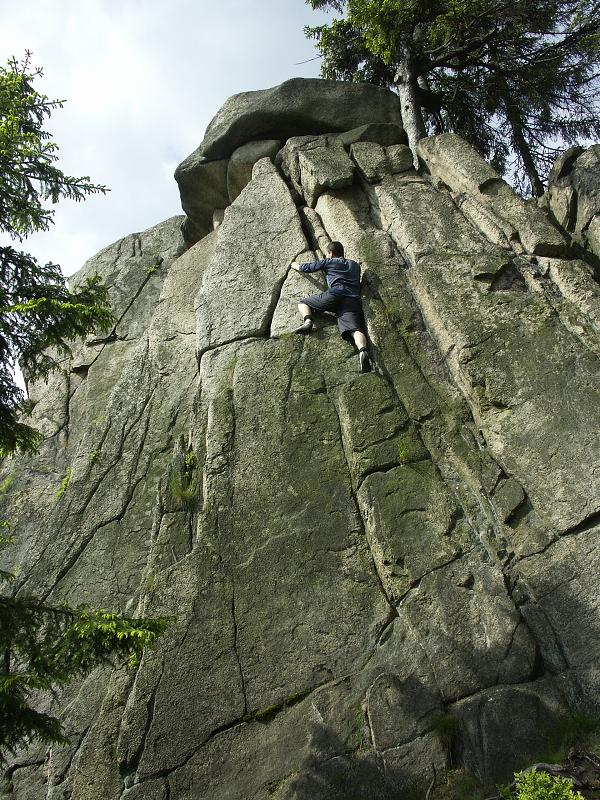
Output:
[418,133,569,257]
[175,79,403,244]
[336,121,406,149]
[545,144,600,260]
[195,158,306,351]
[173,156,229,243]
[298,142,355,207]
[226,139,281,202]
[3,87,600,800]
[192,78,402,161]
[351,141,414,182]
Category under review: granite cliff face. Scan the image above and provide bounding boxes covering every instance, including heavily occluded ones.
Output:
[3,78,600,800]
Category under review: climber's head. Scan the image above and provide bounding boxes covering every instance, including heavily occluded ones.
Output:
[326,241,344,258]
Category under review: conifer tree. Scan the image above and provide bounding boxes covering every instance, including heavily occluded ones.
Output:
[0,53,166,767]
[305,0,600,194]
[0,51,113,454]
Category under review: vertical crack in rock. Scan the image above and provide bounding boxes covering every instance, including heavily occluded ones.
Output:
[231,581,248,716]
[122,656,167,779]
[328,394,397,615]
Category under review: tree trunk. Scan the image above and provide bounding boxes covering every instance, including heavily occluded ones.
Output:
[394,60,427,163]
[501,86,545,197]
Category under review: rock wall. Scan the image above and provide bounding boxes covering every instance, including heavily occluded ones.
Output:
[3,79,600,799]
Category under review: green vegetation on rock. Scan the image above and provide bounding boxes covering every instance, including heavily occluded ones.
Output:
[54,465,71,501]
[305,0,600,194]
[0,594,167,761]
[499,769,584,800]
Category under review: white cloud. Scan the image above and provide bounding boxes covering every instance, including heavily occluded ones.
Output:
[1,0,334,275]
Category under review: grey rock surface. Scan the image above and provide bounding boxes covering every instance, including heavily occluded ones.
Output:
[298,142,355,207]
[3,86,600,800]
[350,141,414,182]
[546,143,600,260]
[418,133,569,256]
[193,78,402,161]
[227,139,281,202]
[174,156,229,244]
[174,79,403,243]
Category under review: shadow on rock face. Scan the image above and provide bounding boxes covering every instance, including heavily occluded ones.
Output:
[277,724,406,800]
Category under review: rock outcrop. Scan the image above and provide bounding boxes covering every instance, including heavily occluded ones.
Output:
[544,143,600,262]
[3,79,600,800]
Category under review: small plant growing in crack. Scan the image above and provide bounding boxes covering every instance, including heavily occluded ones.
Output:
[170,448,198,511]
[349,705,371,753]
[430,712,460,763]
[89,449,101,466]
[55,466,72,501]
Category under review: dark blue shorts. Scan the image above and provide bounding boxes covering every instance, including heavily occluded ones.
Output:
[301,290,366,340]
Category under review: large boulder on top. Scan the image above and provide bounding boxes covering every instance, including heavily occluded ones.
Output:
[194,78,402,161]
[175,79,403,243]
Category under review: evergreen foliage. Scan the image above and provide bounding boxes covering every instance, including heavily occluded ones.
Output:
[0,54,166,767]
[0,589,168,758]
[0,52,113,456]
[500,769,584,799]
[305,0,600,194]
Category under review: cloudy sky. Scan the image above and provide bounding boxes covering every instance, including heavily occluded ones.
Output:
[2,0,334,276]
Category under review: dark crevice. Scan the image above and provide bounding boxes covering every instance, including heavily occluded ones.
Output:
[4,759,46,779]
[395,549,471,606]
[328,394,396,611]
[122,657,166,776]
[502,573,571,675]
[196,334,263,372]
[355,461,403,493]
[263,264,295,339]
[39,473,147,601]
[517,507,600,564]
[231,581,248,716]
[67,263,163,406]
[561,507,600,538]
[376,604,400,646]
[141,676,338,782]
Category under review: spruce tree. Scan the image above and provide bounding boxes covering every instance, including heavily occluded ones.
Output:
[0,51,113,454]
[305,0,600,195]
[0,53,166,767]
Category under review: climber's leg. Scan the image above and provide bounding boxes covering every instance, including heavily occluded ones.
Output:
[295,302,314,334]
[294,292,338,334]
[352,330,368,351]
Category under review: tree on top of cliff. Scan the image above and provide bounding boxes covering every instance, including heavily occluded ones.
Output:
[0,51,113,457]
[304,0,600,196]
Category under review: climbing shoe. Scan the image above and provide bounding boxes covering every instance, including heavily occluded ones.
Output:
[359,349,371,373]
[294,317,314,334]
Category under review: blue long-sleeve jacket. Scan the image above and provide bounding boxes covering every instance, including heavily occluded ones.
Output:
[298,257,362,299]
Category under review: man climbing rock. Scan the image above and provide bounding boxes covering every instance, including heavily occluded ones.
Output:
[289,241,371,373]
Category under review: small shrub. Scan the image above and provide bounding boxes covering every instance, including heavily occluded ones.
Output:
[500,770,584,800]
[89,449,101,465]
[170,448,198,510]
[55,466,72,501]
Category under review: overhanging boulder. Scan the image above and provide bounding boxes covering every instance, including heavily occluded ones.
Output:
[175,78,403,243]
[194,78,402,161]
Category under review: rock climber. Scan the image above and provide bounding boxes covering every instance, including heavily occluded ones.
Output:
[289,241,372,373]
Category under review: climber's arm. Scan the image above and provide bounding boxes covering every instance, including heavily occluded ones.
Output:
[289,259,328,273]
